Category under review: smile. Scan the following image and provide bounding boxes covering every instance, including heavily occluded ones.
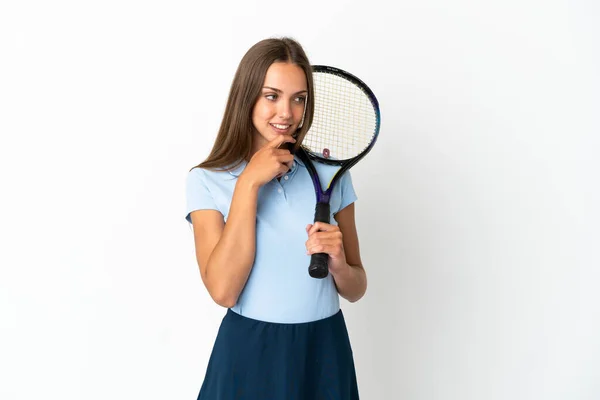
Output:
[270,123,292,130]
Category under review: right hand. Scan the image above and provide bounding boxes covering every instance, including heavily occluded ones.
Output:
[240,135,296,188]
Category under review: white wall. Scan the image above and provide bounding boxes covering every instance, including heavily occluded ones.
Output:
[1,0,598,399]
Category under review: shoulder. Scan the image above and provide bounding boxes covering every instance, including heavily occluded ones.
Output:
[187,163,243,186]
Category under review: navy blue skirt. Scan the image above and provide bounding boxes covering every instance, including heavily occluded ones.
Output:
[197,309,359,400]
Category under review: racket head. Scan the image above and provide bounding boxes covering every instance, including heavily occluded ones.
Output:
[298,66,380,280]
[300,65,381,168]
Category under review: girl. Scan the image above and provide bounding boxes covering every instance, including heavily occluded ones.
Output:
[185,37,367,399]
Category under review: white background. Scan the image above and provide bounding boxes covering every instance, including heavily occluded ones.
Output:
[1,0,599,399]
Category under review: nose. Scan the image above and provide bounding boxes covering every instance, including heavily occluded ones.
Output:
[278,100,292,120]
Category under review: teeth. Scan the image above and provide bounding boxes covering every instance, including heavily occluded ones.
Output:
[272,123,291,130]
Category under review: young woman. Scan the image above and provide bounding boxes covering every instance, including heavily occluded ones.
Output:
[185,37,367,399]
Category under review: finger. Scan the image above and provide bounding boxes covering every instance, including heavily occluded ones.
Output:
[276,137,297,150]
[276,157,294,176]
[308,222,339,235]
[275,167,288,179]
[277,141,294,152]
[269,134,296,149]
[307,223,321,236]
[275,153,294,171]
[308,232,343,244]
[273,148,294,156]
[306,243,343,257]
[306,234,342,248]
[306,245,324,255]
[274,152,294,163]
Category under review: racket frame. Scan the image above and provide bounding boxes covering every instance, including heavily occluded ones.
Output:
[298,65,381,278]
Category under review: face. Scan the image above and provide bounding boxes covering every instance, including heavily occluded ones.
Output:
[251,62,307,152]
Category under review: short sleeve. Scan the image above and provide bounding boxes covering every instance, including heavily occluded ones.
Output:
[185,167,219,224]
[337,170,358,213]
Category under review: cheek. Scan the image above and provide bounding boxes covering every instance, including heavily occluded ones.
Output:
[293,104,305,121]
[253,101,275,121]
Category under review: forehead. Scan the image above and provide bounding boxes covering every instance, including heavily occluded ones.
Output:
[263,62,307,91]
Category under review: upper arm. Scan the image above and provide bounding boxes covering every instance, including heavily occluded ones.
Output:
[189,209,225,282]
[185,167,225,281]
[333,170,361,268]
[334,202,363,269]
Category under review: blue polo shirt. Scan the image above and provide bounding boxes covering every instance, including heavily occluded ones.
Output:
[185,155,357,323]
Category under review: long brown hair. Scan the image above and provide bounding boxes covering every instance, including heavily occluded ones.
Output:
[191,37,315,172]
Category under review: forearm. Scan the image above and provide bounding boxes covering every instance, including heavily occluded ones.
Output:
[205,177,259,306]
[331,263,367,303]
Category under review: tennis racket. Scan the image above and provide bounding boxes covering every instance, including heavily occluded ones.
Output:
[297,65,381,279]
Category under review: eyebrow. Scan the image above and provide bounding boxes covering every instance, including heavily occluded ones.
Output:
[262,86,308,95]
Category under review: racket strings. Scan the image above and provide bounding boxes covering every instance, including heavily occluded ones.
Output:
[303,72,377,161]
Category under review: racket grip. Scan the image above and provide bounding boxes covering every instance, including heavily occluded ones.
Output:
[309,253,329,279]
[308,202,330,279]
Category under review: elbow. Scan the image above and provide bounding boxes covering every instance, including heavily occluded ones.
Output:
[346,292,365,303]
[347,280,367,303]
[210,286,238,308]
[214,296,236,309]
[202,266,238,308]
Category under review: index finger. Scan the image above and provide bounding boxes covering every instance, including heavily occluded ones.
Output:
[268,134,296,149]
[308,222,338,235]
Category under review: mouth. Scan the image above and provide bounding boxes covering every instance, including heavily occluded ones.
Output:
[270,123,293,133]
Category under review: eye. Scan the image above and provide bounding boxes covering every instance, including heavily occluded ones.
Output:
[265,93,278,101]
[294,96,306,104]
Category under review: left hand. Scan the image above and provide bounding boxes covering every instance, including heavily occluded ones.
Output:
[305,222,348,275]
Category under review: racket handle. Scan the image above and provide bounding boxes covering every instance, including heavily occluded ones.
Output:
[308,203,330,279]
[309,253,329,279]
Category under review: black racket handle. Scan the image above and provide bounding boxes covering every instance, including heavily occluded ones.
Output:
[308,202,330,279]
